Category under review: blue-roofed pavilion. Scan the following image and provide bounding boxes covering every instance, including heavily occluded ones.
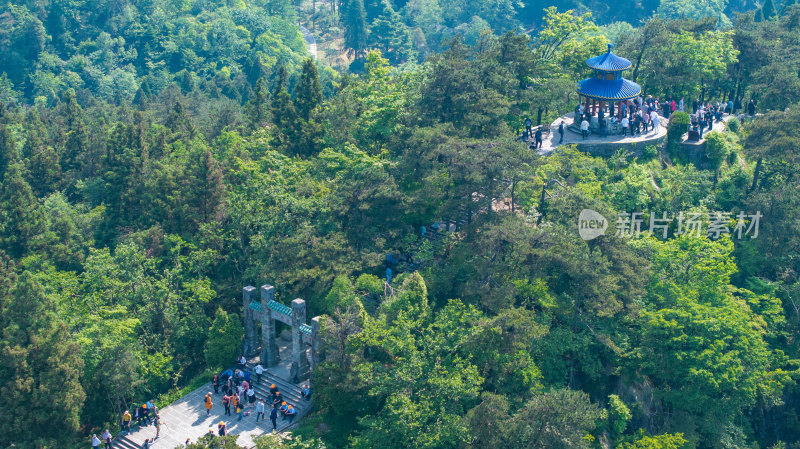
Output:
[576,44,641,119]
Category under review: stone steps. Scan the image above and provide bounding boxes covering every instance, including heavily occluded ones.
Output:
[112,434,141,449]
[245,363,312,430]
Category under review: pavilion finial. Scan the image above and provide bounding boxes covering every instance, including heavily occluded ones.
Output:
[608,43,613,53]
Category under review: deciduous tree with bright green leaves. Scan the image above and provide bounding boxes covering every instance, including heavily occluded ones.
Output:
[632,236,796,443]
[205,308,245,370]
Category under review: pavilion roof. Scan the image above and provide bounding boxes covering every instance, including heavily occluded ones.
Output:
[577,77,641,101]
[586,44,632,72]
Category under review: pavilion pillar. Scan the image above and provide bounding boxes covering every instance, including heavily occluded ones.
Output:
[618,101,623,120]
[290,298,310,382]
[599,100,605,115]
[242,286,259,357]
[585,96,590,115]
[260,285,280,367]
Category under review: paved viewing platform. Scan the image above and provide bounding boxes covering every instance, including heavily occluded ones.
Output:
[536,111,737,158]
[536,112,668,156]
[113,339,311,449]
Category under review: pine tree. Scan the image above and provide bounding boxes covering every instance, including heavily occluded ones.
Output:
[102,123,145,231]
[27,146,62,198]
[270,70,298,153]
[0,163,46,258]
[23,111,61,196]
[370,0,416,64]
[133,86,148,109]
[293,115,324,158]
[246,77,270,131]
[295,59,323,121]
[21,109,48,160]
[166,101,197,140]
[244,53,267,86]
[184,145,224,228]
[0,272,86,447]
[61,89,88,177]
[0,125,17,182]
[272,66,289,97]
[0,250,15,300]
[343,0,368,60]
[181,70,196,93]
[133,80,152,110]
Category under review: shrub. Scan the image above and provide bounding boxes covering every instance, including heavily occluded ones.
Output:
[666,111,690,161]
[726,116,741,134]
[608,394,632,436]
[704,131,730,172]
[640,145,659,161]
[355,273,384,296]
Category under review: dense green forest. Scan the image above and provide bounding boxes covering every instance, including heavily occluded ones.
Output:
[2,0,800,448]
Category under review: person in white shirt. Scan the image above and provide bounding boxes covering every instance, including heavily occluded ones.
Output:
[255,364,264,382]
[621,116,629,136]
[102,430,112,449]
[247,386,256,404]
[256,399,266,422]
[650,111,660,132]
[580,119,590,140]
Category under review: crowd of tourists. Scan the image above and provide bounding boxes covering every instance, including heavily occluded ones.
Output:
[90,399,162,448]
[574,95,670,140]
[202,356,311,438]
[94,356,312,446]
[565,94,757,142]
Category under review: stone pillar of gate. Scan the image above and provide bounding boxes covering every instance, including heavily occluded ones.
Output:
[310,316,321,382]
[290,299,310,382]
[260,285,281,367]
[242,286,259,357]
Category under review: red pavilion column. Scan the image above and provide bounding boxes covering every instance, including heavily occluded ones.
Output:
[618,101,623,120]
[599,100,605,117]
[591,99,596,115]
[585,96,590,116]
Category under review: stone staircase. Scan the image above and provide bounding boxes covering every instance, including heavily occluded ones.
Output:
[106,364,310,449]
[112,434,141,449]
[247,363,312,432]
